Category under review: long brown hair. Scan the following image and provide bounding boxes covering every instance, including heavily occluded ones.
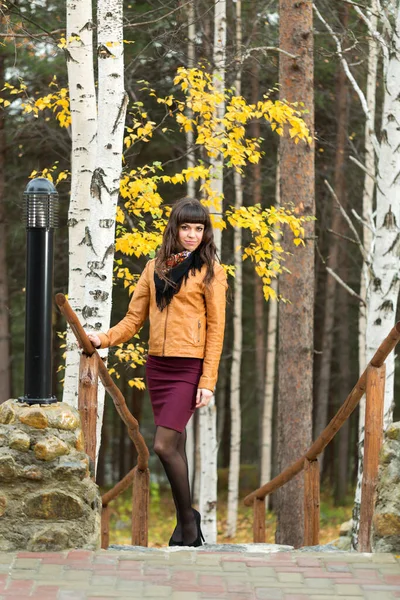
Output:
[155,197,217,285]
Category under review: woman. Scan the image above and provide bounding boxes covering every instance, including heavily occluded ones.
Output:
[88,198,227,547]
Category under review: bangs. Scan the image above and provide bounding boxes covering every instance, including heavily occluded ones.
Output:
[176,201,208,226]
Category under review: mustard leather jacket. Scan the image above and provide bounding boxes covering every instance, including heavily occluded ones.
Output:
[98,259,227,391]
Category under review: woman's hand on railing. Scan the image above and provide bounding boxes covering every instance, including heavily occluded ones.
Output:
[87,333,101,349]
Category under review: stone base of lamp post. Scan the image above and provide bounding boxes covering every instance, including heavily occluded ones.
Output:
[0,400,101,552]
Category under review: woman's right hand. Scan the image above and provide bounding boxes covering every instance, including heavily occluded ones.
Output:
[87,333,101,349]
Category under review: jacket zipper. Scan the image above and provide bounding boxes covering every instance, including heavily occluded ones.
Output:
[162,305,169,356]
[198,320,201,343]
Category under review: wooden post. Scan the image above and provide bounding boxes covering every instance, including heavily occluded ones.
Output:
[101,504,110,549]
[303,458,320,546]
[132,465,150,546]
[78,353,98,469]
[253,497,266,543]
[358,364,385,552]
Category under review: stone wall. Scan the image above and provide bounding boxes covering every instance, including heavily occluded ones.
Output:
[372,422,400,553]
[0,399,101,552]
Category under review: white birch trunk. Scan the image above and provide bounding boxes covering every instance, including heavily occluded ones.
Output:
[82,0,128,460]
[199,399,218,540]
[186,417,195,493]
[366,21,400,424]
[226,0,242,539]
[198,0,227,545]
[186,0,196,199]
[260,160,280,506]
[226,172,242,538]
[353,3,378,545]
[208,0,226,250]
[353,5,400,548]
[261,280,278,493]
[63,0,97,408]
[358,0,378,429]
[186,0,196,493]
[197,0,227,544]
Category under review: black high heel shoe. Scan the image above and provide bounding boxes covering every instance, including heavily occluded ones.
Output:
[168,524,183,547]
[187,508,205,547]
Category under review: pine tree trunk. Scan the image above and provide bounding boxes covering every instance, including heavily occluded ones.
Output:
[276,0,314,548]
[226,0,242,539]
[63,0,97,408]
[0,52,10,405]
[314,6,349,459]
[82,0,128,459]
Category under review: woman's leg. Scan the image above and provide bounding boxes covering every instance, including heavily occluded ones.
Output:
[169,428,190,542]
[154,425,197,545]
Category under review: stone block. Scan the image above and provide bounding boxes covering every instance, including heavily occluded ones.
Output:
[75,429,85,451]
[9,430,30,452]
[27,527,72,552]
[19,407,49,429]
[386,423,400,441]
[54,458,89,480]
[25,491,84,519]
[34,436,69,461]
[339,520,353,537]
[0,426,9,446]
[20,466,44,481]
[0,454,16,480]
[46,404,80,431]
[0,402,16,424]
[373,512,400,537]
[0,495,6,516]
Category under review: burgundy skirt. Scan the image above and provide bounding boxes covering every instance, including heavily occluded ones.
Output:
[145,355,203,433]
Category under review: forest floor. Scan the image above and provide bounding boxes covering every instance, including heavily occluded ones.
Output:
[105,485,353,548]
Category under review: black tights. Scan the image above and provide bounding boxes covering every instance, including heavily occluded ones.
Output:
[153,425,197,545]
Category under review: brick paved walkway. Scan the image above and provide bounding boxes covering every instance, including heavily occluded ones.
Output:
[0,547,399,600]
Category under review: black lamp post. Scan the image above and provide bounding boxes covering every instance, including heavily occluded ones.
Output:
[19,178,59,405]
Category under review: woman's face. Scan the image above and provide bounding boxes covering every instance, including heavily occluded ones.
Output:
[177,222,204,252]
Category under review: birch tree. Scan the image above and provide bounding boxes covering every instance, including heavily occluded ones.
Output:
[63,0,127,459]
[199,0,226,544]
[354,3,400,543]
[260,159,280,500]
[314,0,400,547]
[81,0,127,455]
[358,0,378,430]
[63,0,97,408]
[226,0,242,539]
[186,0,196,491]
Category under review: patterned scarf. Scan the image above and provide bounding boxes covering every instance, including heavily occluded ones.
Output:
[154,250,203,311]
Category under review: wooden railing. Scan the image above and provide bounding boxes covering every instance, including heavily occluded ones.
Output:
[56,294,150,548]
[244,321,400,551]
